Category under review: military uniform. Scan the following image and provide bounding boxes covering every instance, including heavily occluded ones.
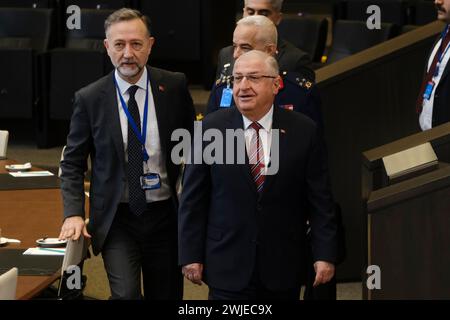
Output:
[206,65,323,132]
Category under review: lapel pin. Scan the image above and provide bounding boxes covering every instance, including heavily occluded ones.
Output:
[158,85,165,92]
[280,129,286,134]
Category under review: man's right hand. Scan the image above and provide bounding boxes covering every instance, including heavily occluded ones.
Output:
[58,216,91,241]
[182,263,203,285]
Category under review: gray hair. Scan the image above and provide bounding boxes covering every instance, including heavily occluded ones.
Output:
[236,15,278,46]
[104,8,151,36]
[244,0,283,12]
[234,50,279,76]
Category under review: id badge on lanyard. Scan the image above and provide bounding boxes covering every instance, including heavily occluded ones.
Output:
[114,72,161,191]
[425,25,450,101]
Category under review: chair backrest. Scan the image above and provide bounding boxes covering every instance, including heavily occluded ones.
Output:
[327,20,398,64]
[0,130,8,159]
[57,232,90,298]
[62,0,129,10]
[0,8,53,52]
[415,0,437,25]
[0,267,18,300]
[278,16,328,62]
[345,0,410,26]
[64,9,114,51]
[0,0,53,8]
[61,236,88,274]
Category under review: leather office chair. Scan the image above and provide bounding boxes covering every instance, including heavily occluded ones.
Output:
[60,0,129,10]
[37,9,113,147]
[414,0,437,25]
[0,0,53,8]
[344,0,410,26]
[0,8,53,120]
[0,267,18,300]
[45,9,114,121]
[278,16,328,63]
[327,20,398,64]
[401,24,419,34]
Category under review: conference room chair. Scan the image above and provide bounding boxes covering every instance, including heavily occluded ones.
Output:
[0,7,53,120]
[327,20,398,64]
[278,16,329,63]
[43,8,113,121]
[0,130,8,159]
[344,0,410,26]
[401,24,419,34]
[414,0,438,25]
[0,267,18,300]
[57,234,91,300]
[0,0,53,8]
[61,0,130,10]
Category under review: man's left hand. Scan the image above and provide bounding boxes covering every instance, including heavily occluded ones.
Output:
[313,260,335,287]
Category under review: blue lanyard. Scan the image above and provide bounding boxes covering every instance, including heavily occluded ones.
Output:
[114,73,150,162]
[433,24,450,77]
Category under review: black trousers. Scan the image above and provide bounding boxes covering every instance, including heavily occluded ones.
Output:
[102,200,183,300]
[208,254,301,300]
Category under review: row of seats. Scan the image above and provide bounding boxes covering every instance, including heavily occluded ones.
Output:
[0,8,113,125]
[280,0,437,27]
[278,16,418,64]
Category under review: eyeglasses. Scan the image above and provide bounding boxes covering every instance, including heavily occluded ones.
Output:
[232,74,277,84]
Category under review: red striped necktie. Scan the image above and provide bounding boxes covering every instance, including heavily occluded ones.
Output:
[248,121,265,193]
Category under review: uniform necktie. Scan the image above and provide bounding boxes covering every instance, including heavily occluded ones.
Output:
[127,85,147,216]
[416,27,450,114]
[248,121,265,192]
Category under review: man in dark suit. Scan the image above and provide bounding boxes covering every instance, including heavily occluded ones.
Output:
[179,50,337,300]
[58,8,195,300]
[417,0,450,130]
[207,15,322,132]
[215,0,313,81]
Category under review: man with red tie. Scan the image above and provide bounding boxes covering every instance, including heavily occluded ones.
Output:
[418,0,450,130]
[178,50,337,300]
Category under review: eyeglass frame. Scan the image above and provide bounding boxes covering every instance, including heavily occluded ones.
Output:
[232,74,278,84]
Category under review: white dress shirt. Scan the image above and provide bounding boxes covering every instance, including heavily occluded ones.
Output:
[419,33,450,131]
[114,68,171,202]
[242,106,274,173]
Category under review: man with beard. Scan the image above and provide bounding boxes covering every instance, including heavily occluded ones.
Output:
[58,8,195,299]
[417,0,450,130]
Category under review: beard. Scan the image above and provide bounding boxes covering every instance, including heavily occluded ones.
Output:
[117,61,143,79]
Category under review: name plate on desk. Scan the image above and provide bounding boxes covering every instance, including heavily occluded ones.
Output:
[382,142,438,182]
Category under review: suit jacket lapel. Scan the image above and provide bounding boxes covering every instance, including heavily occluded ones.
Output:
[261,106,287,196]
[148,66,169,157]
[104,71,126,171]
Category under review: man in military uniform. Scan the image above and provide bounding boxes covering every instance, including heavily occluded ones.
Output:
[206,15,323,132]
[215,0,314,81]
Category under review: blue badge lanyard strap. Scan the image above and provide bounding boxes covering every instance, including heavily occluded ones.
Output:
[114,74,150,162]
[432,24,450,78]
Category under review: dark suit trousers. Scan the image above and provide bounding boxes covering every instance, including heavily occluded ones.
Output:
[102,200,182,300]
[208,253,301,300]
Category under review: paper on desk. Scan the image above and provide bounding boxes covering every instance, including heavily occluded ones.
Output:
[23,247,66,256]
[9,171,54,177]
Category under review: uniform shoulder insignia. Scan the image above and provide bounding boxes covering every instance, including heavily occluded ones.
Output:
[297,77,313,90]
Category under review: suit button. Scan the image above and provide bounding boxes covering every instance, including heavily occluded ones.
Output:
[256,204,262,211]
[252,239,259,244]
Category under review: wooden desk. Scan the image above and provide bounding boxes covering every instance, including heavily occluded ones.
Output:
[0,160,63,300]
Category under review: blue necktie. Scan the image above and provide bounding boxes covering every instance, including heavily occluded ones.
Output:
[127,85,147,216]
